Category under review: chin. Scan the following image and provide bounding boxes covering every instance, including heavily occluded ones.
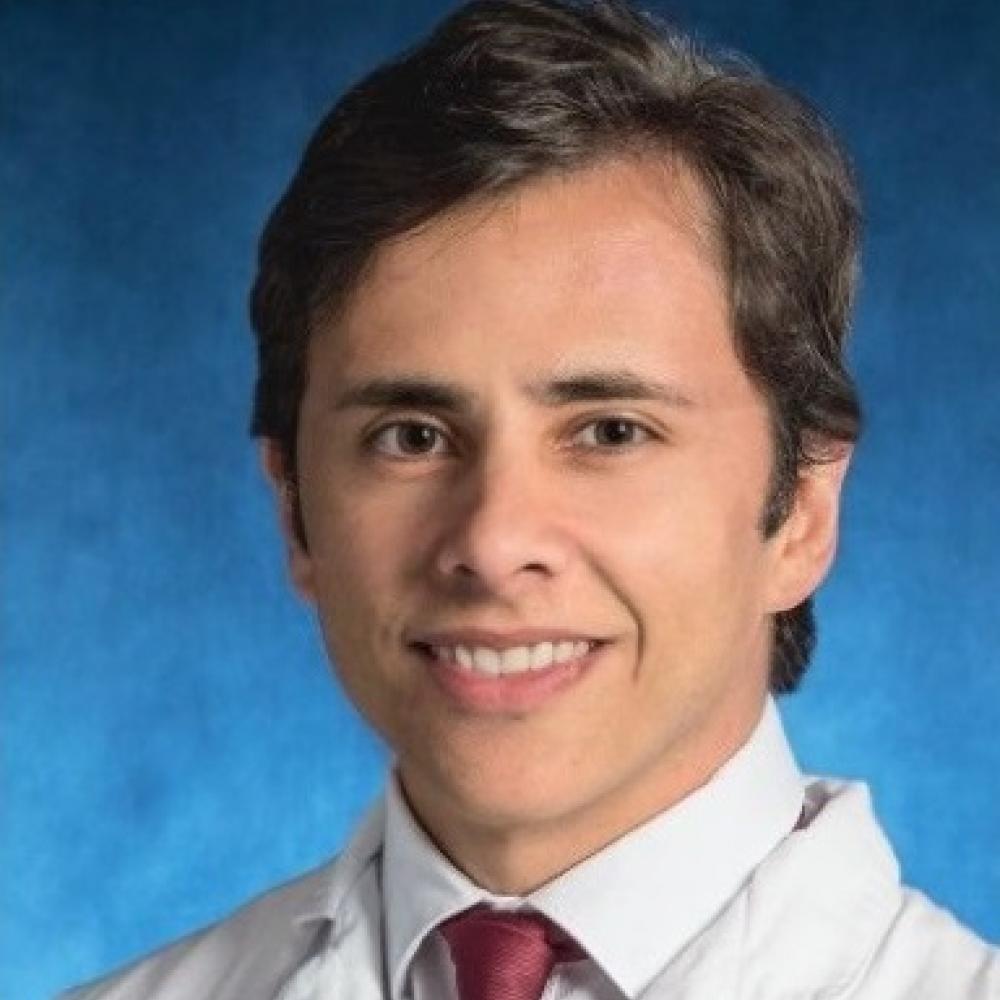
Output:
[412,753,575,829]
[472,769,616,838]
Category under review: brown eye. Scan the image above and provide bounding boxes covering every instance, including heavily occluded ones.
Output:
[371,421,450,457]
[576,418,651,449]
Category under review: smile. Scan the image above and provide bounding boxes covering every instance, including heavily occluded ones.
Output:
[409,633,608,713]
[425,640,596,677]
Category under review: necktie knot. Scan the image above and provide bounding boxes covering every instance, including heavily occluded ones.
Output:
[439,905,584,1000]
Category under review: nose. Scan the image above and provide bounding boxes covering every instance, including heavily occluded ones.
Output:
[430,449,570,595]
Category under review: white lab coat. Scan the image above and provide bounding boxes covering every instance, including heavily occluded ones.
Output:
[60,780,998,1000]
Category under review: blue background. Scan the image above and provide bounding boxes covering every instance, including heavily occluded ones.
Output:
[3,1,998,997]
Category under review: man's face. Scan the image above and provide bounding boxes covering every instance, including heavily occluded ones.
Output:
[273,159,842,882]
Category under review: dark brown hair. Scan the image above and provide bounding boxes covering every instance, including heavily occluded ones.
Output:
[249,0,862,693]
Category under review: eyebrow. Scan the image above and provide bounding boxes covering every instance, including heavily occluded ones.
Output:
[525,371,695,409]
[332,377,475,414]
[332,370,695,413]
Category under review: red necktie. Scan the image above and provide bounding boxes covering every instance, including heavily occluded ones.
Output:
[439,906,585,1000]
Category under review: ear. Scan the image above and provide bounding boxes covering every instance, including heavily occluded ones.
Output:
[765,445,852,613]
[259,439,317,603]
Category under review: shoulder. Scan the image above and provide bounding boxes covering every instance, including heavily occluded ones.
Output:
[57,857,340,1000]
[857,887,999,998]
[739,778,998,999]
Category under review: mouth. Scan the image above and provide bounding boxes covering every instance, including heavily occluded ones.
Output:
[414,638,598,675]
[408,633,608,713]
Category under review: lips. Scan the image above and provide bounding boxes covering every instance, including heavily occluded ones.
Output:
[409,628,608,712]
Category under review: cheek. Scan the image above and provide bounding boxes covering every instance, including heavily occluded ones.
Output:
[306,472,426,580]
[578,462,770,638]
[576,459,760,566]
[300,475,442,675]
[298,482,396,641]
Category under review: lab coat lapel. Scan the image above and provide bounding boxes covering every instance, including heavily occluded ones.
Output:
[637,781,902,999]
[273,797,388,1000]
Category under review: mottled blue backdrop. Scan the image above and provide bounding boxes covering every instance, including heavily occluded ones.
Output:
[3,2,998,998]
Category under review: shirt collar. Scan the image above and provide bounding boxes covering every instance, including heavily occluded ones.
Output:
[382,696,803,999]
[382,773,508,999]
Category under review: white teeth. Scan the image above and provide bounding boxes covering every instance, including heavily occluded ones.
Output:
[554,640,576,664]
[473,647,502,674]
[427,640,594,677]
[530,641,554,669]
[499,646,531,674]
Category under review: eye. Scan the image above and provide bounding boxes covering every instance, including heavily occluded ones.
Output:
[369,420,451,458]
[574,417,653,449]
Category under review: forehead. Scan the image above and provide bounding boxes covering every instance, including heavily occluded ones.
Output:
[318,156,741,400]
[355,157,718,307]
[385,154,713,259]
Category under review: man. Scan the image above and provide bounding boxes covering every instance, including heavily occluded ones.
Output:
[62,1,997,998]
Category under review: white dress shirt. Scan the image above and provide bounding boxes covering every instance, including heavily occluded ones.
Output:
[60,698,999,1000]
[383,696,804,999]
